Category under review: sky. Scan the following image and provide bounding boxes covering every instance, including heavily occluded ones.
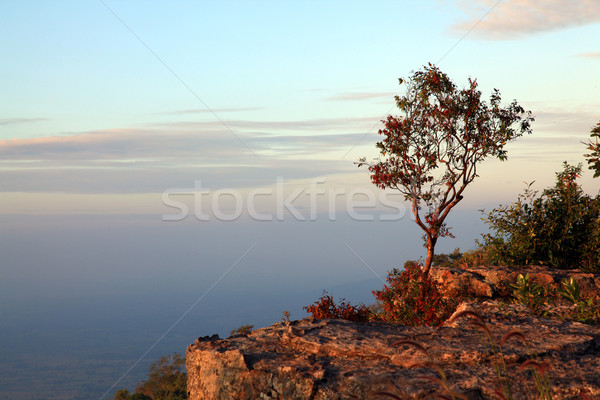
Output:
[1,0,599,213]
[1,1,600,397]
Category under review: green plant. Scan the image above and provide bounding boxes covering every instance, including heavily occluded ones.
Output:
[572,297,600,325]
[230,324,254,336]
[372,262,458,326]
[558,277,581,304]
[358,63,533,275]
[430,247,491,269]
[509,273,547,311]
[135,353,187,400]
[504,274,600,325]
[113,353,187,400]
[558,277,600,324]
[482,162,600,272]
[113,389,152,400]
[304,291,370,322]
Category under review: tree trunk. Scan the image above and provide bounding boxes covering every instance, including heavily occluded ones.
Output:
[422,236,437,276]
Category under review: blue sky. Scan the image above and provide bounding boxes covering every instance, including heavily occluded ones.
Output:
[2,0,599,215]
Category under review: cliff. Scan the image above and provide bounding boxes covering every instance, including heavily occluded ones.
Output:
[186,266,600,399]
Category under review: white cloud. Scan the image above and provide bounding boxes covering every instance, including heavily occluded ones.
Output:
[324,92,395,102]
[0,116,379,194]
[575,51,600,58]
[0,117,47,126]
[0,119,375,162]
[160,107,264,115]
[452,0,600,40]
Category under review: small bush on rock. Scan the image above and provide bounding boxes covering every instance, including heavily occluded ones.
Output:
[372,262,459,326]
[230,324,254,337]
[304,291,370,322]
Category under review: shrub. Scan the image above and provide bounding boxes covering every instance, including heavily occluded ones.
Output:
[508,273,551,313]
[113,389,152,400]
[230,324,254,337]
[112,353,187,400]
[135,353,187,400]
[431,248,463,268]
[481,162,600,272]
[557,278,600,324]
[432,247,491,269]
[304,291,370,322]
[372,262,458,326]
[506,273,600,325]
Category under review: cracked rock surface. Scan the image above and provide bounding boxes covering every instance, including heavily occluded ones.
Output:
[187,300,600,399]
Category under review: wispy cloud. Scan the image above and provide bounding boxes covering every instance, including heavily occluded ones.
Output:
[151,116,377,132]
[325,92,395,102]
[161,107,265,115]
[0,128,373,163]
[0,128,252,162]
[532,107,599,135]
[0,159,352,194]
[452,0,600,40]
[575,51,600,58]
[0,117,47,126]
[0,114,381,165]
[0,115,377,193]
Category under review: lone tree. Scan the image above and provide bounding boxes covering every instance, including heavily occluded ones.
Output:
[359,64,534,276]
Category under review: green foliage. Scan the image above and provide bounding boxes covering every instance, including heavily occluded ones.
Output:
[430,247,491,269]
[358,63,533,275]
[230,324,254,337]
[113,389,151,400]
[508,273,547,311]
[132,394,153,400]
[583,120,600,178]
[482,162,600,272]
[506,274,600,325]
[372,262,458,326]
[135,353,187,400]
[558,277,581,303]
[112,353,186,400]
[304,291,370,322]
[570,297,600,325]
[557,277,600,324]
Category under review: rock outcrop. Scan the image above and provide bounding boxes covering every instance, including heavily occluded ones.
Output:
[430,264,600,299]
[187,266,600,399]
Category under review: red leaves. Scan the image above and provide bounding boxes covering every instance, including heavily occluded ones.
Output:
[372,262,456,326]
[304,291,370,323]
[359,64,533,274]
